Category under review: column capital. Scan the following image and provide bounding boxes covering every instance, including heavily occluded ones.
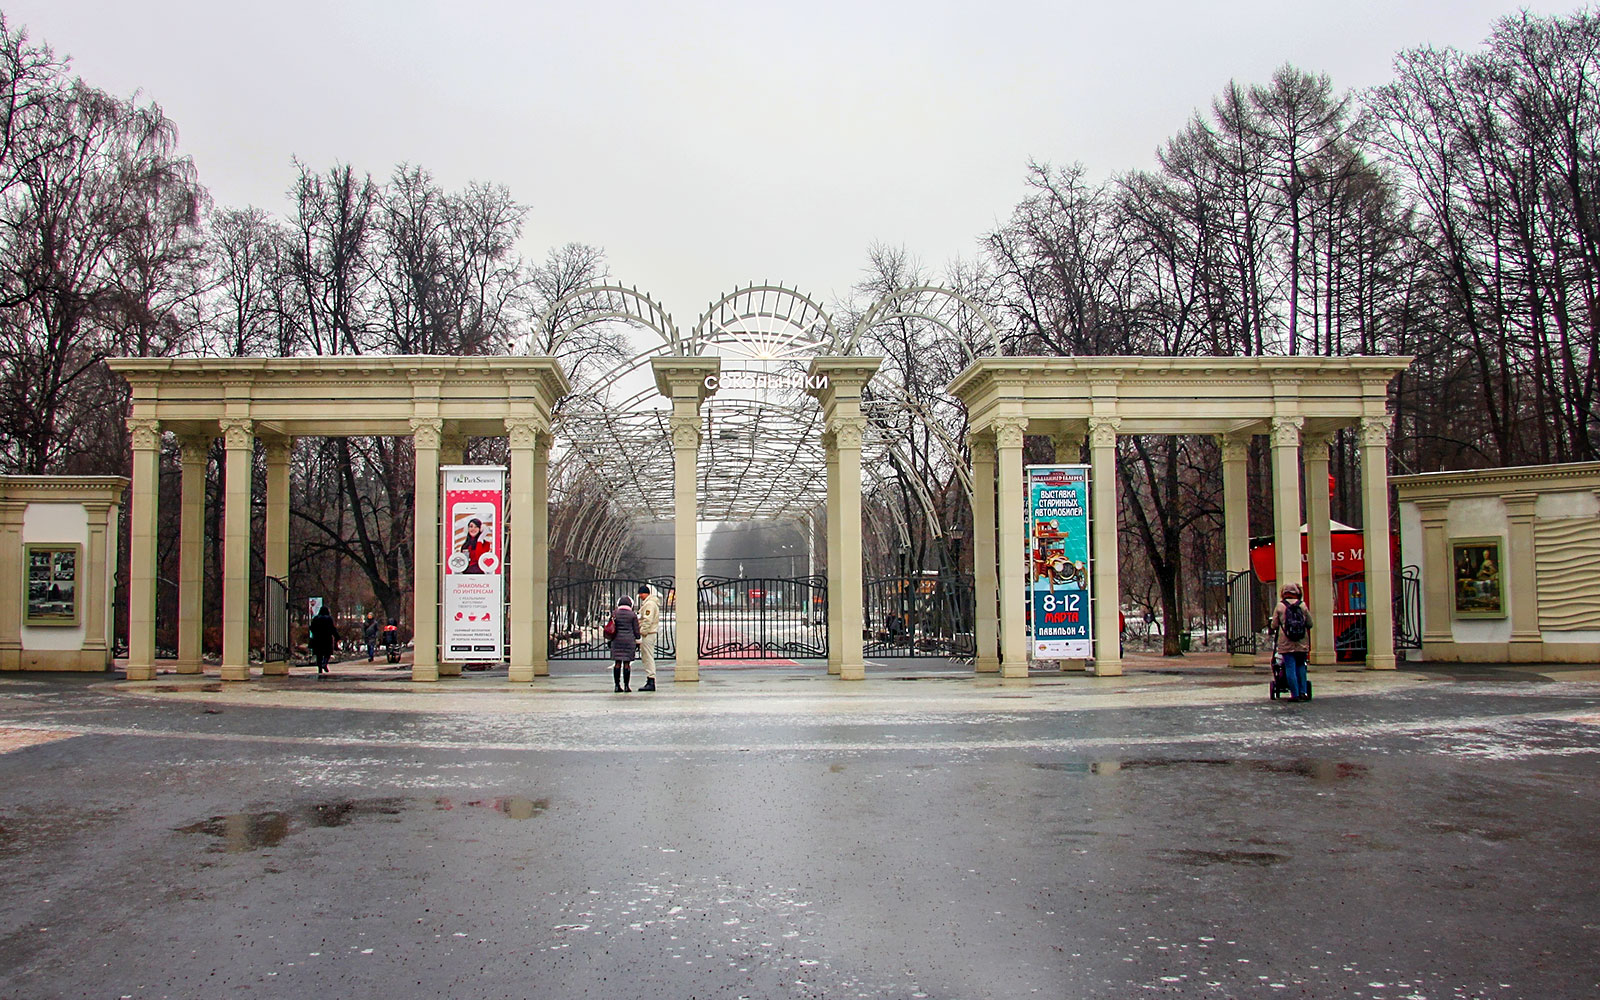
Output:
[1502,491,1538,519]
[969,433,996,463]
[219,418,253,450]
[1302,427,1336,451]
[410,417,444,449]
[1270,415,1304,447]
[506,417,543,449]
[832,416,866,450]
[1088,416,1121,448]
[992,415,1028,450]
[1219,433,1250,463]
[669,414,702,452]
[128,418,162,450]
[1413,497,1451,519]
[178,434,213,462]
[1358,415,1391,447]
[261,436,294,462]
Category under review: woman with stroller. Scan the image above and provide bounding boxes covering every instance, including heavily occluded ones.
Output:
[1270,582,1313,701]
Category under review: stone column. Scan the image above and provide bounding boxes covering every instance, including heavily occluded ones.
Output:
[507,418,539,683]
[1221,433,1253,667]
[993,415,1029,679]
[1302,429,1336,666]
[411,418,443,682]
[531,431,552,677]
[807,358,882,682]
[175,435,209,674]
[126,418,162,680]
[970,433,1000,673]
[0,496,25,670]
[1270,416,1304,602]
[1088,416,1123,676]
[261,437,292,676]
[652,357,719,682]
[670,413,702,681]
[1358,416,1396,670]
[219,418,254,682]
[82,499,113,666]
[1415,497,1453,659]
[1503,492,1542,662]
[833,416,867,680]
[823,430,843,675]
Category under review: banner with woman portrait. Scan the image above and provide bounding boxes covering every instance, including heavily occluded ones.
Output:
[442,466,505,661]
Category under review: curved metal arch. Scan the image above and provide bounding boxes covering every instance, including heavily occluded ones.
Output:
[843,285,1003,360]
[690,283,838,359]
[525,284,683,357]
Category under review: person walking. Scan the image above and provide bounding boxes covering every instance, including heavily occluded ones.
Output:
[362,611,380,662]
[635,584,661,692]
[607,596,642,692]
[309,606,338,676]
[1270,582,1313,701]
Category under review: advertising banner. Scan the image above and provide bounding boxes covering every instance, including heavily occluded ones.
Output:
[442,466,505,662]
[1027,465,1092,659]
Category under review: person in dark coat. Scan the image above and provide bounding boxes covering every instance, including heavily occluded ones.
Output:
[309,606,338,675]
[362,612,380,662]
[608,596,642,692]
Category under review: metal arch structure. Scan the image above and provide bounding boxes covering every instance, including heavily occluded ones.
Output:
[533,281,1008,541]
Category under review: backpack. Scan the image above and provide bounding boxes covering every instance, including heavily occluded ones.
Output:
[1282,601,1309,641]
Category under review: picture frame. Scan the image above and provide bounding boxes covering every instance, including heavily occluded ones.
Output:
[1450,536,1505,619]
[24,543,81,627]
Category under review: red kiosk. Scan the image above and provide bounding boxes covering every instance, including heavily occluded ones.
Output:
[1249,521,1397,660]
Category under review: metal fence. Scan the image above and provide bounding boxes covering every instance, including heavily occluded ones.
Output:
[548,576,676,660]
[697,575,828,659]
[863,573,975,658]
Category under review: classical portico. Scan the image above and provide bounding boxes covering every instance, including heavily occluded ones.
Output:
[949,356,1411,677]
[110,356,570,683]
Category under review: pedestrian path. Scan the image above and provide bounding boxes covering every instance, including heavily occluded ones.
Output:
[106,650,1450,716]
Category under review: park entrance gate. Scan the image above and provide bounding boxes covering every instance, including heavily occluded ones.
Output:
[548,577,676,660]
[697,575,828,659]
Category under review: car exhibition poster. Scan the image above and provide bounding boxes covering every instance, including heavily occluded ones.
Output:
[1027,465,1092,659]
[442,466,505,661]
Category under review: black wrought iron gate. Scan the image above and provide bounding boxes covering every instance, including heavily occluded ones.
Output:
[697,575,828,659]
[263,575,290,662]
[863,573,975,658]
[1224,570,1257,655]
[548,577,676,660]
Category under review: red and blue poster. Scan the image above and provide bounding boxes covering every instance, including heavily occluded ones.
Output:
[1027,465,1092,659]
[443,466,505,661]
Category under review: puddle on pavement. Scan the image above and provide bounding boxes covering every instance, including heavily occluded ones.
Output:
[1155,847,1291,867]
[433,796,548,820]
[178,796,407,852]
[1085,758,1369,780]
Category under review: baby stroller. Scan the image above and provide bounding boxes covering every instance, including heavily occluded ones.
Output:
[382,620,402,664]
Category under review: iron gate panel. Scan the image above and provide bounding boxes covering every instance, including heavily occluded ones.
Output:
[264,575,289,662]
[697,575,827,659]
[1331,565,1424,658]
[864,573,975,658]
[548,577,676,660]
[1225,570,1257,655]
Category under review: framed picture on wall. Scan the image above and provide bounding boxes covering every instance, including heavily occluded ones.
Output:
[24,543,81,626]
[1450,537,1505,619]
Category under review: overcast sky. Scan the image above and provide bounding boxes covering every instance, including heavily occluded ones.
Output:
[4,0,1576,330]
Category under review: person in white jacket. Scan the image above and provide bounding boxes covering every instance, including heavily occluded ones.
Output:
[636,584,661,692]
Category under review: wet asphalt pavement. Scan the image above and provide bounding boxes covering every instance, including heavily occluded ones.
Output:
[2,663,1599,1000]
